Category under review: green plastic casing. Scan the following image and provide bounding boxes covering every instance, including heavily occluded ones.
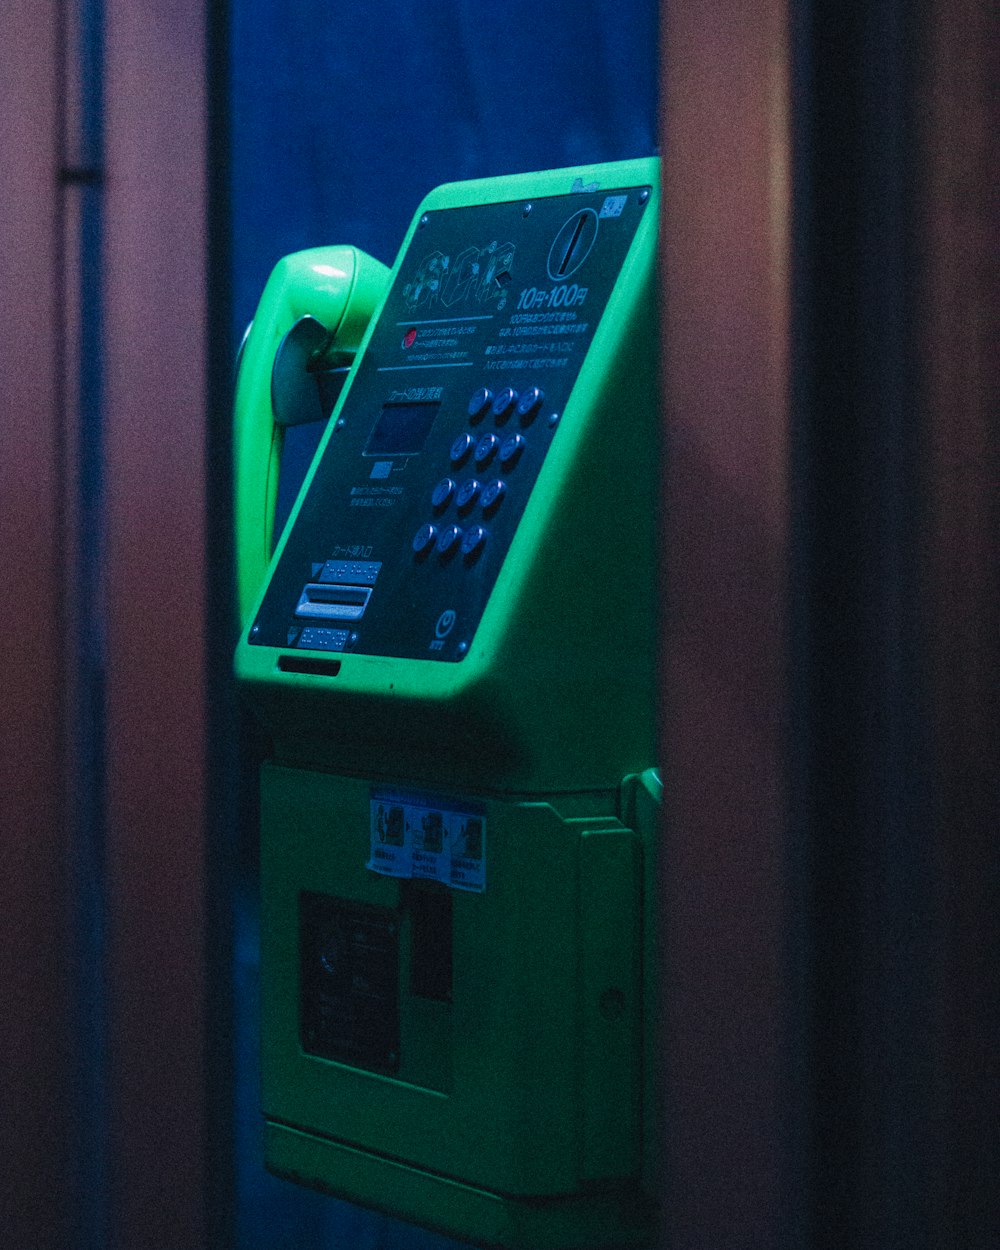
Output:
[234,159,661,1249]
[235,159,659,796]
[259,766,661,1250]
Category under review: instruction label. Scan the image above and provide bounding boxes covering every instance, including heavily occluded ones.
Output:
[368,793,486,893]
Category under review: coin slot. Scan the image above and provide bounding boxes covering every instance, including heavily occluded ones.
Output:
[547,208,599,281]
[559,213,588,276]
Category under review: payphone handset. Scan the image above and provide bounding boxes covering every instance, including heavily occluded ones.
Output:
[233,245,389,626]
[235,160,660,1250]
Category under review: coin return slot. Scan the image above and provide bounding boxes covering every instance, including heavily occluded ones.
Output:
[295,582,372,621]
[277,656,341,677]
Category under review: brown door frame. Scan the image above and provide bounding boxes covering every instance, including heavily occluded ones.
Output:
[657,3,803,1244]
[0,4,74,1246]
[657,2,998,1246]
[919,2,999,1242]
[101,3,218,1248]
[2,3,223,1244]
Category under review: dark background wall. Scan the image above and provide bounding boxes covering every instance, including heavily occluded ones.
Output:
[231,0,658,338]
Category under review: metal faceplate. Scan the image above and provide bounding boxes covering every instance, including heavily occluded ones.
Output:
[250,184,649,661]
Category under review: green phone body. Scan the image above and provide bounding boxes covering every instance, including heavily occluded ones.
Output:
[234,158,661,1248]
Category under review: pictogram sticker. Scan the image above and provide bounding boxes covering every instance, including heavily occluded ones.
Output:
[368,792,486,892]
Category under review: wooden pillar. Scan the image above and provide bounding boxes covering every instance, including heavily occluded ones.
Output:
[0,4,79,1245]
[102,3,212,1247]
[919,2,999,1244]
[657,3,800,1246]
[657,1,998,1246]
[0,3,74,1246]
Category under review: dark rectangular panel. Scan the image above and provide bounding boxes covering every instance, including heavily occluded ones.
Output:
[300,894,401,1072]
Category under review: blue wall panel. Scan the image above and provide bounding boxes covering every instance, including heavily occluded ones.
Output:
[231,0,658,333]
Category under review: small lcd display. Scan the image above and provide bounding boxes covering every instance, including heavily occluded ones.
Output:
[363,402,439,457]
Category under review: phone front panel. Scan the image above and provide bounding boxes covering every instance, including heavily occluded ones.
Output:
[249,182,653,662]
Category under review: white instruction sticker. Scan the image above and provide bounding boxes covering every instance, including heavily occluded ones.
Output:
[368,793,486,892]
[599,194,628,219]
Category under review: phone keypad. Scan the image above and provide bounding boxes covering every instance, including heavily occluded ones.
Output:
[499,433,526,468]
[450,432,474,465]
[456,479,481,511]
[467,387,493,422]
[435,525,463,557]
[516,386,544,423]
[431,477,456,511]
[412,523,438,556]
[490,387,518,423]
[481,479,506,513]
[412,382,547,571]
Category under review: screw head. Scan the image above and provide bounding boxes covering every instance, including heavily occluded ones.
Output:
[419,213,429,228]
[335,417,346,429]
[523,203,533,217]
[250,624,259,636]
[457,641,469,656]
[638,188,650,206]
[547,411,561,429]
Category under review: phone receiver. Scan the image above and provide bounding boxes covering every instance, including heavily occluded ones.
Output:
[233,245,389,628]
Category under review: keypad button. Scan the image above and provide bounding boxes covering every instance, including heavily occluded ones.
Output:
[450,432,474,464]
[480,479,507,513]
[436,525,463,557]
[461,525,487,559]
[499,433,526,468]
[516,385,544,423]
[456,478,482,511]
[431,477,456,511]
[473,432,499,466]
[467,387,494,422]
[491,387,518,423]
[412,523,438,556]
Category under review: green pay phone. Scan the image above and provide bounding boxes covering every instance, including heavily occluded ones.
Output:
[234,158,661,1249]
